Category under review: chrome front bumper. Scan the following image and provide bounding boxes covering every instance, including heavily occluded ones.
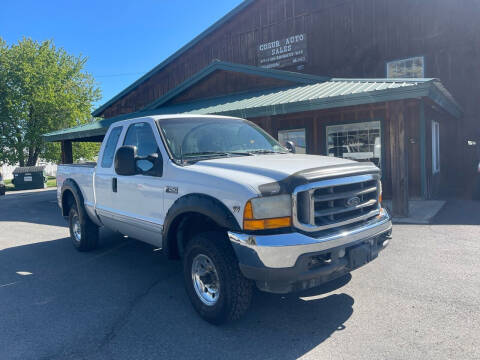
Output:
[228,209,392,269]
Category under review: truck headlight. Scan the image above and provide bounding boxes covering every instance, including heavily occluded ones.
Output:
[243,195,292,230]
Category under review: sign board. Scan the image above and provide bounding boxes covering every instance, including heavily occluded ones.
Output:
[24,176,32,182]
[257,34,308,69]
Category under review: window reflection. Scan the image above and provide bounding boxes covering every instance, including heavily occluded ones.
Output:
[278,129,307,154]
[327,121,381,167]
[387,56,424,78]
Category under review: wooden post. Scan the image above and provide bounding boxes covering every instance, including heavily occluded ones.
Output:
[388,100,409,217]
[61,140,73,164]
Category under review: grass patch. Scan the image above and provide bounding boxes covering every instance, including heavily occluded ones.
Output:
[4,179,14,191]
[46,176,57,188]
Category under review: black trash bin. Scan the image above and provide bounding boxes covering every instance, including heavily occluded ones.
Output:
[12,166,47,190]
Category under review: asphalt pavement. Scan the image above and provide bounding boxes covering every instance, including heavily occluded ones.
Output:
[0,190,479,360]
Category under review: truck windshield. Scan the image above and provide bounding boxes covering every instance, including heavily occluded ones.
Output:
[157,117,287,161]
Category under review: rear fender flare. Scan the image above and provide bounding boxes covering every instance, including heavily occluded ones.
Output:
[60,179,94,226]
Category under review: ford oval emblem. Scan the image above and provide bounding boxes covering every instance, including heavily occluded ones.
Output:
[345,196,361,207]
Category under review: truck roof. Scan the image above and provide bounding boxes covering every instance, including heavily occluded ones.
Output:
[120,114,244,124]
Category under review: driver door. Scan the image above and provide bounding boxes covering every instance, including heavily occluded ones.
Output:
[113,120,166,247]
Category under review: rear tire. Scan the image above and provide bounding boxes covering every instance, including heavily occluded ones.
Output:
[68,204,99,251]
[183,232,253,324]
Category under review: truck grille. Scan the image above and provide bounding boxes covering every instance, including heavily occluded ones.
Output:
[293,174,381,232]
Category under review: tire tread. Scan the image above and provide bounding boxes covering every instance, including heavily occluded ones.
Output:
[69,204,99,252]
[184,232,253,324]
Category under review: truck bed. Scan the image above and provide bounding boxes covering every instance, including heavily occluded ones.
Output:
[56,163,96,210]
[59,162,97,168]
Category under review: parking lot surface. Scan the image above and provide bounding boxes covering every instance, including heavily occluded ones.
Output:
[0,190,479,360]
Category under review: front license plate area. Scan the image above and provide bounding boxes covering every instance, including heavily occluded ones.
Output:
[348,243,373,270]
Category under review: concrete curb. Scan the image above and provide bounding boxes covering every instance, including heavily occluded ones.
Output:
[2,187,57,199]
[383,200,446,225]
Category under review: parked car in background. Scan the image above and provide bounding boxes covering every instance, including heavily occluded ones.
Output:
[56,115,392,324]
[328,145,374,161]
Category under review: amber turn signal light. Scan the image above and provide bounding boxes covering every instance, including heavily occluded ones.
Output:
[243,217,292,230]
[243,200,292,230]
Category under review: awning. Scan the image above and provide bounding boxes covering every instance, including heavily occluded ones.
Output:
[44,77,462,142]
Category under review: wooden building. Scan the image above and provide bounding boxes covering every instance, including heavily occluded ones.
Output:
[45,0,476,215]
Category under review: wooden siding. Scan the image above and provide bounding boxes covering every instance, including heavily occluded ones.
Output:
[166,70,296,105]
[97,0,477,198]
[101,0,480,121]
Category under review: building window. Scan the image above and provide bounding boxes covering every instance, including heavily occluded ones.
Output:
[432,121,440,174]
[326,121,381,167]
[387,56,425,78]
[278,128,307,154]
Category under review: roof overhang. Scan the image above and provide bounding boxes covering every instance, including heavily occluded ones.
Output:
[44,76,462,143]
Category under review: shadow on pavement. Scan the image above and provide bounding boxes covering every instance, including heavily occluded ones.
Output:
[0,229,354,360]
[0,189,64,227]
[432,200,480,225]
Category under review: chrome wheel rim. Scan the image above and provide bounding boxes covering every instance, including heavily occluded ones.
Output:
[72,214,81,243]
[191,254,220,306]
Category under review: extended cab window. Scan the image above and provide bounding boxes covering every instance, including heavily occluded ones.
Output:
[101,127,123,168]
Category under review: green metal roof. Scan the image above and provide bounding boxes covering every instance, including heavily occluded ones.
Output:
[91,0,256,117]
[43,117,124,142]
[152,77,462,118]
[44,77,462,142]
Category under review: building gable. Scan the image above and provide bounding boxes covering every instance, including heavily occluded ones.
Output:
[144,61,328,110]
[164,70,296,106]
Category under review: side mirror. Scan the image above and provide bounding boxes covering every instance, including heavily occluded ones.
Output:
[115,146,137,176]
[285,141,296,154]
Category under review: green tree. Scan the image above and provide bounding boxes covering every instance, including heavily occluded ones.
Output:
[0,37,101,166]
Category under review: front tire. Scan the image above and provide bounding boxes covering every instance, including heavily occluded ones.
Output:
[183,232,253,324]
[68,204,99,251]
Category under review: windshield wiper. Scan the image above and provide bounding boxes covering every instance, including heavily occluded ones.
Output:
[226,151,254,156]
[183,151,255,159]
[247,149,288,155]
[182,151,230,158]
[181,150,282,162]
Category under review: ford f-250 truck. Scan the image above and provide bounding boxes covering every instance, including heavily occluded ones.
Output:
[56,114,392,324]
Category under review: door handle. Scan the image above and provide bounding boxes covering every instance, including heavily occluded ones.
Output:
[112,177,117,193]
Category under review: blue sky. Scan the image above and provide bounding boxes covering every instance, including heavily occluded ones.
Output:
[0,0,243,110]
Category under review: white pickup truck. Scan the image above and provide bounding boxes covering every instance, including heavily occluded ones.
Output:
[56,114,392,324]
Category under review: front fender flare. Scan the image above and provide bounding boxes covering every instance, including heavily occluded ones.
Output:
[162,194,241,258]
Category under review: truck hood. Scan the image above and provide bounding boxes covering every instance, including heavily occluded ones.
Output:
[187,154,370,194]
